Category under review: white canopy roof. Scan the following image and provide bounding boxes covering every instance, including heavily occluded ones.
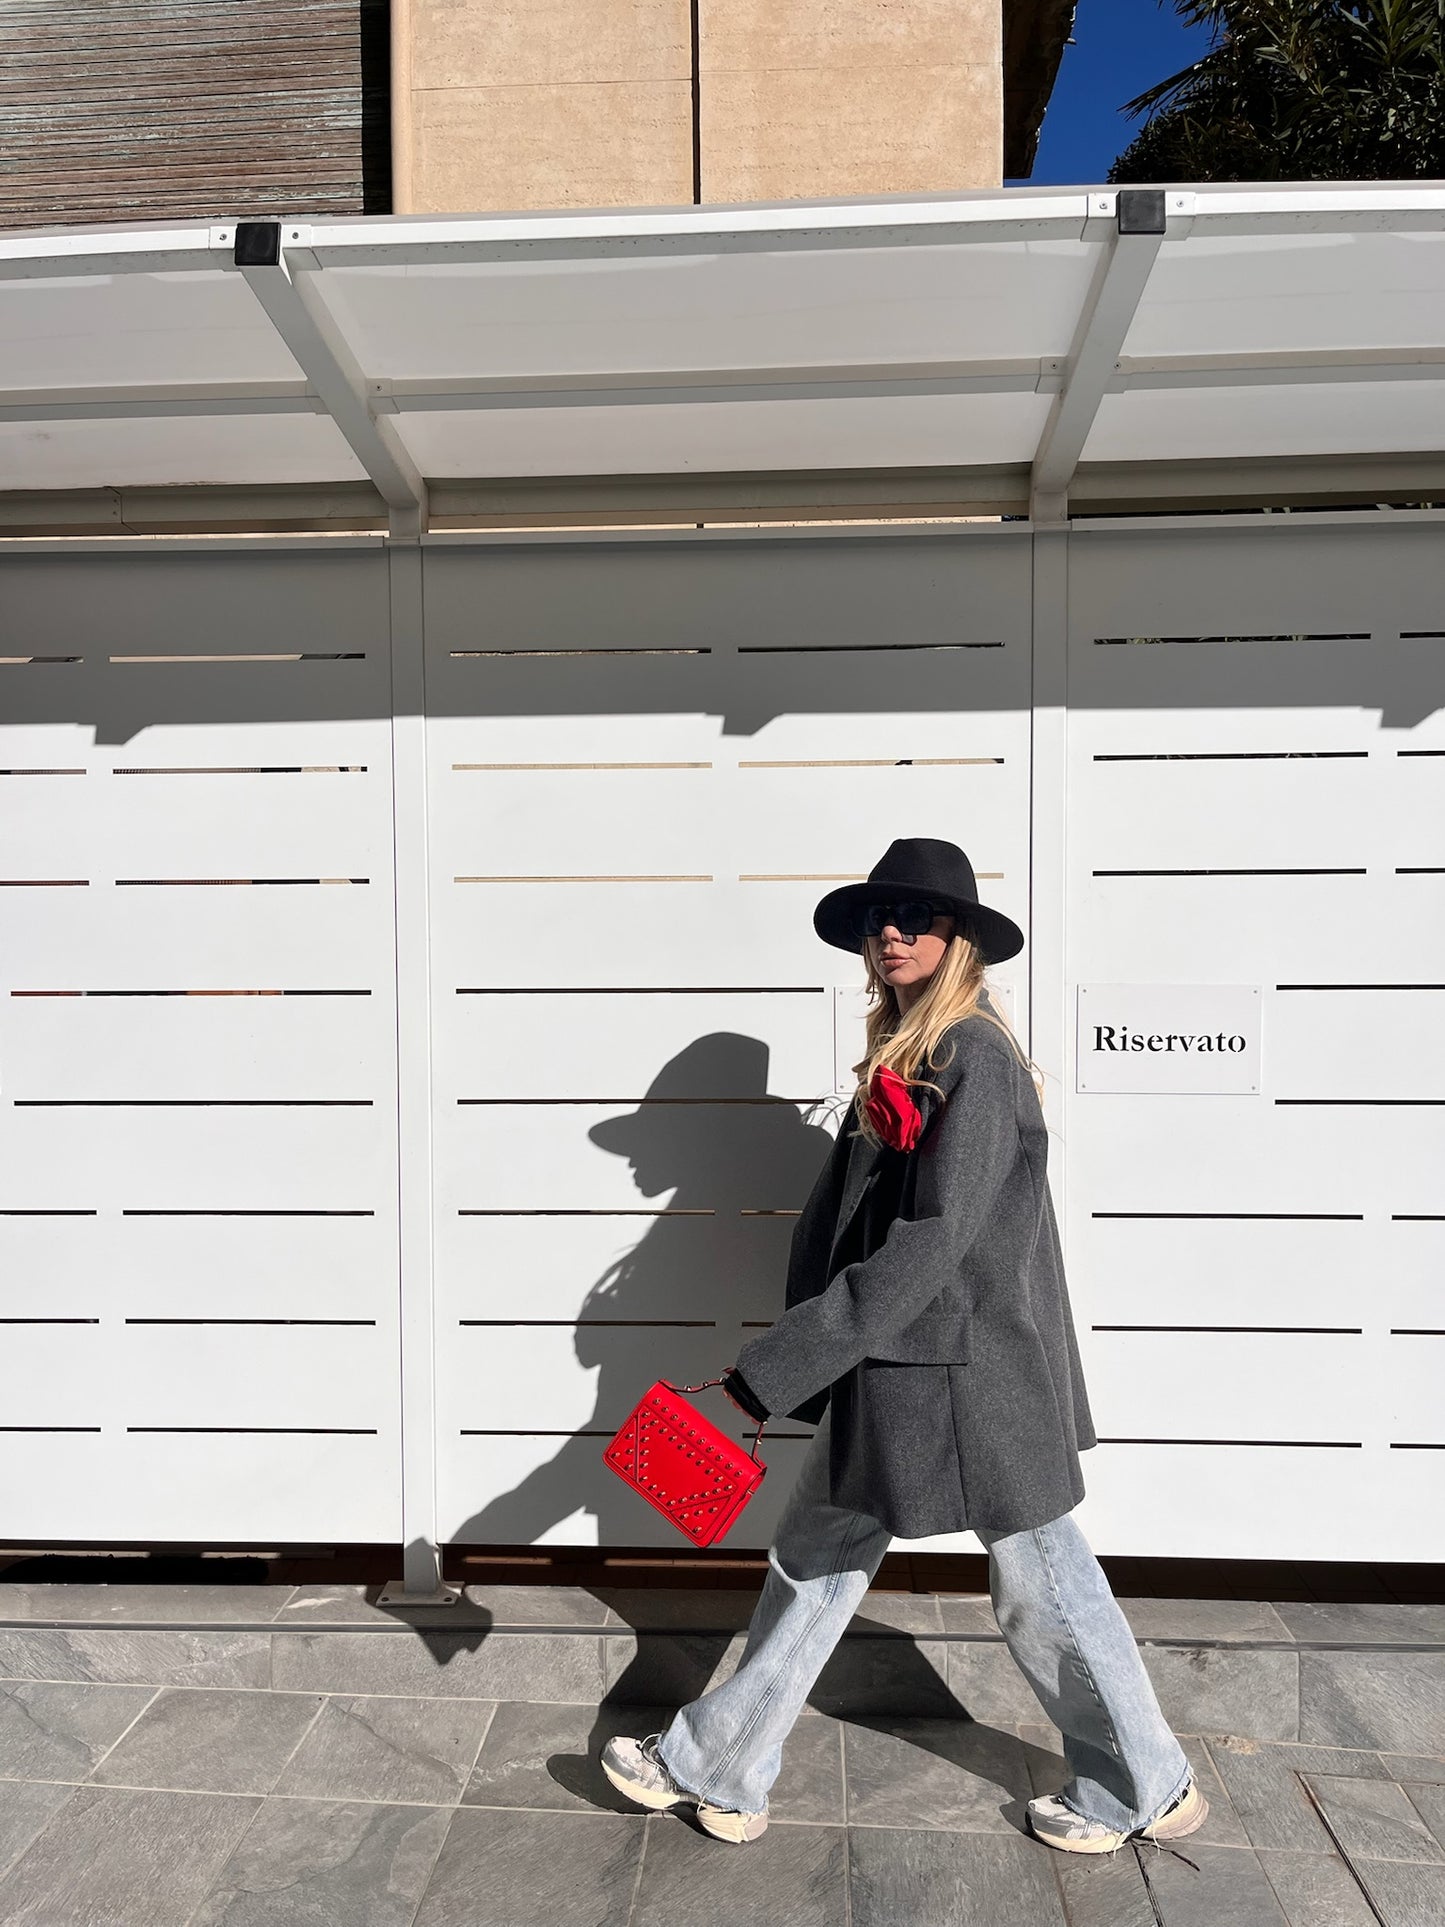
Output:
[2,182,1444,531]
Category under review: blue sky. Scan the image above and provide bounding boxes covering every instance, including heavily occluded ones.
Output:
[1012,0,1219,186]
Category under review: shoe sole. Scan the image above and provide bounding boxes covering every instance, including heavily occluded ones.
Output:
[601,1758,767,1845]
[697,1807,769,1845]
[1029,1784,1209,1856]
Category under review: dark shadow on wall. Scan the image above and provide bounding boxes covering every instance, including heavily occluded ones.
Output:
[450,1032,838,1547]
[8,535,1438,746]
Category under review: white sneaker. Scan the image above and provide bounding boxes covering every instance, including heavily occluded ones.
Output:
[1027,1775,1208,1854]
[600,1733,769,1844]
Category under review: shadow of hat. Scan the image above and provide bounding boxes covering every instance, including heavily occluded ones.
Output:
[589,1033,772,1154]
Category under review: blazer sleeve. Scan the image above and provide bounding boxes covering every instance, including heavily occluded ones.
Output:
[732,1035,1021,1419]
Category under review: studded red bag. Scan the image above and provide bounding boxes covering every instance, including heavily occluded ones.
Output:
[603,1378,768,1548]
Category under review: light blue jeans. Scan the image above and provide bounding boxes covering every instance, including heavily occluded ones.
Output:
[655,1411,1192,1831]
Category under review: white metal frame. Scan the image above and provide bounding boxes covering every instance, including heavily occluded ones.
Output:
[4,185,1445,534]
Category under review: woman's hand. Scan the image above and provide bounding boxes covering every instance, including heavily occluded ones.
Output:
[720,1367,771,1424]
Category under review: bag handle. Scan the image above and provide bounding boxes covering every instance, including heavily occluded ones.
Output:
[665,1377,769,1463]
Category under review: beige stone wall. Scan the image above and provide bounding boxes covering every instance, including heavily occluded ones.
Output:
[403,0,694,213]
[399,0,1002,215]
[701,0,1001,200]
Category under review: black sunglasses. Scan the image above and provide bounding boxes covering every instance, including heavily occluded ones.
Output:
[855,899,948,943]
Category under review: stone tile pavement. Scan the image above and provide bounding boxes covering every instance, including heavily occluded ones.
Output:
[0,1582,1439,1924]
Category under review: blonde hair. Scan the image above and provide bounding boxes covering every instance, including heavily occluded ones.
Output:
[850,925,1043,1144]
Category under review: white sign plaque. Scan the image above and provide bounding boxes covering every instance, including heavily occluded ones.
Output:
[1076,984,1262,1095]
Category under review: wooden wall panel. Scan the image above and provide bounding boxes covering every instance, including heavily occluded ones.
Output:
[0,0,389,230]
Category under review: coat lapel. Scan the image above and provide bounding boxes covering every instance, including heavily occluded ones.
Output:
[828,1121,885,1261]
[828,1072,947,1261]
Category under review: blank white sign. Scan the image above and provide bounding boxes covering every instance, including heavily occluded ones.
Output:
[1076,984,1262,1094]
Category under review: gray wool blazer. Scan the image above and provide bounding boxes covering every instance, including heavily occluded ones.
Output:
[734,1000,1098,1537]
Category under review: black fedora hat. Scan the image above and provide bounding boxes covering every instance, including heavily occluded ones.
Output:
[813,837,1024,963]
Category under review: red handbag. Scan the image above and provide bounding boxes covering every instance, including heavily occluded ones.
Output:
[603,1378,768,1548]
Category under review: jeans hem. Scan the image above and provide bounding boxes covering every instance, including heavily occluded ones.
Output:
[1062,1752,1193,1834]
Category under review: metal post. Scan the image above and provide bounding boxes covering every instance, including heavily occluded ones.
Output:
[378,536,459,1607]
[1028,525,1071,1259]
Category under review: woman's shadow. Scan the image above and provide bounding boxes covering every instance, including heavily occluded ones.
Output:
[452,1031,835,1546]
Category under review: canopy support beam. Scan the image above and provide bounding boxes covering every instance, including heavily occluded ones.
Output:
[233,222,429,538]
[1029,191,1172,524]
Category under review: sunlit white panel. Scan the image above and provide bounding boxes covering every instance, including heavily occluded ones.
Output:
[0,1434,400,1542]
[0,414,368,489]
[393,392,1053,478]
[320,241,1098,379]
[1084,382,1445,465]
[0,268,301,391]
[1126,232,1445,360]
[1083,1331,1372,1438]
[1076,1444,1431,1561]
[0,1212,390,1320]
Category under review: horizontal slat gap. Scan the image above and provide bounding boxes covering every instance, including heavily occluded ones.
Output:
[448,647,709,659]
[456,1096,810,1106]
[1391,1328,1445,1336]
[1276,984,1445,991]
[738,757,1003,768]
[1100,1437,1363,1447]
[1094,647,1371,655]
[462,1429,616,1437]
[115,878,370,887]
[1276,1098,1445,1106]
[113,766,367,775]
[1397,867,1445,874]
[127,1426,379,1435]
[0,1425,101,1433]
[455,986,823,995]
[108,653,365,663]
[452,761,711,772]
[742,870,1004,881]
[458,1319,715,1328]
[1398,748,1445,756]
[737,641,1003,654]
[10,988,372,997]
[0,655,82,666]
[0,1209,97,1217]
[738,1209,802,1216]
[1092,1325,1363,1335]
[1093,1211,1364,1220]
[0,880,89,887]
[458,1208,715,1217]
[1392,1441,1445,1449]
[124,1317,378,1326]
[455,875,712,884]
[1094,633,1368,645]
[1094,751,1368,762]
[1399,631,1445,639]
[1093,868,1367,877]
[0,1317,100,1325]
[122,1208,376,1217]
[0,768,85,776]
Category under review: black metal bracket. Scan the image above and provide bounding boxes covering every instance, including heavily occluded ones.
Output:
[233,221,283,269]
[1117,190,1167,237]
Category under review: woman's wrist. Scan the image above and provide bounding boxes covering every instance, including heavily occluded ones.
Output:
[722,1367,771,1424]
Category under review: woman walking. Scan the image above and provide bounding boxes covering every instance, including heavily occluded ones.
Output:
[602,837,1207,1855]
